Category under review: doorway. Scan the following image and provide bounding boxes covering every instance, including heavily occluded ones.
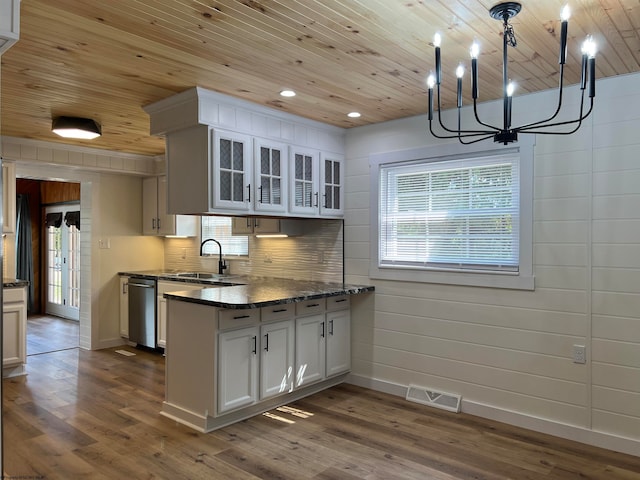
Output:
[15,179,81,355]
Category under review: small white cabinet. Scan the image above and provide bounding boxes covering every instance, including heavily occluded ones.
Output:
[325,308,351,377]
[218,325,259,414]
[295,314,326,387]
[211,129,252,212]
[289,146,319,216]
[231,217,281,235]
[260,319,294,399]
[3,286,27,377]
[319,153,344,217]
[253,138,288,214]
[3,161,16,234]
[143,176,196,236]
[119,276,129,338]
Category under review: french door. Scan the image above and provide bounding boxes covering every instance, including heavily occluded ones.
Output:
[45,204,80,320]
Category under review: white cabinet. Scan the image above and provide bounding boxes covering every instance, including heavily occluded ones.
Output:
[143,176,196,236]
[211,129,252,212]
[289,146,319,216]
[217,325,259,414]
[157,280,205,348]
[319,152,344,217]
[294,296,350,388]
[3,161,16,234]
[260,319,294,399]
[3,286,27,377]
[289,148,344,218]
[325,309,351,377]
[119,276,129,338]
[294,314,326,387]
[253,138,288,214]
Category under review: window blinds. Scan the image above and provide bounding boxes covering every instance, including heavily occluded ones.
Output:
[379,153,520,272]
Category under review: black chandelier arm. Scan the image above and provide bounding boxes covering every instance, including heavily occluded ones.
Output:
[428,119,496,141]
[435,85,495,135]
[517,96,593,133]
[472,99,501,131]
[515,63,567,131]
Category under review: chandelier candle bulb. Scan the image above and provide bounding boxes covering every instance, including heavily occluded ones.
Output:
[456,64,465,108]
[427,75,435,120]
[470,43,479,99]
[434,33,442,84]
[559,5,570,64]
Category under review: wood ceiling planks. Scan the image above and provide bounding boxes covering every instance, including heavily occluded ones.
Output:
[1,0,638,155]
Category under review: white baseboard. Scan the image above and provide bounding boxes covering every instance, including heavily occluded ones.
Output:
[346,374,640,458]
[97,337,129,350]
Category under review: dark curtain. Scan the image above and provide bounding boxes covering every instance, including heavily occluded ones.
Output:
[16,194,35,312]
[64,210,80,230]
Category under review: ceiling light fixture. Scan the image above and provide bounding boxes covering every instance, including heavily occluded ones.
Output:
[279,89,296,97]
[347,112,361,118]
[427,2,596,145]
[52,116,102,140]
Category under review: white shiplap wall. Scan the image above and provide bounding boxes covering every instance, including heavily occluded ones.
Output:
[345,72,640,455]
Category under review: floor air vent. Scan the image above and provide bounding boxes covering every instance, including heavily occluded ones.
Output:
[406,385,461,413]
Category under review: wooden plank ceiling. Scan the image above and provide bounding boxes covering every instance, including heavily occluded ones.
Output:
[1,0,639,156]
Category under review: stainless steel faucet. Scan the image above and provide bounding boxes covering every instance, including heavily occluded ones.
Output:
[200,238,228,275]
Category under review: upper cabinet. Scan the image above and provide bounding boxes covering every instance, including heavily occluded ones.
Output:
[143,176,196,236]
[144,87,345,220]
[3,161,16,234]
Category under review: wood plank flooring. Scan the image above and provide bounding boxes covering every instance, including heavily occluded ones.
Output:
[3,346,640,479]
[26,314,79,356]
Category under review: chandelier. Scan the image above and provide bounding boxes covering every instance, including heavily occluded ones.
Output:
[426,2,597,145]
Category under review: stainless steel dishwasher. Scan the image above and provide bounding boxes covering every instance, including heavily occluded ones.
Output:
[128,278,157,348]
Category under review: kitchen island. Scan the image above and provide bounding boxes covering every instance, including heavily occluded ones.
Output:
[161,278,373,432]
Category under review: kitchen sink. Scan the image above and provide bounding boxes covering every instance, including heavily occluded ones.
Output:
[175,272,218,279]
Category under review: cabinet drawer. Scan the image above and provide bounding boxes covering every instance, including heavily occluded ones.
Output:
[261,303,295,323]
[219,308,260,330]
[295,298,326,316]
[326,295,350,311]
[4,287,26,304]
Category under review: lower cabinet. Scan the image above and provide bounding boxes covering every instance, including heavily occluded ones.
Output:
[218,326,259,414]
[260,319,294,399]
[3,286,27,377]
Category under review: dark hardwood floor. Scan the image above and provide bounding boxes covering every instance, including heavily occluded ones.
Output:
[3,346,640,479]
[27,314,79,356]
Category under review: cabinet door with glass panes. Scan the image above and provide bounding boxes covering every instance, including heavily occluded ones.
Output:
[253,138,288,214]
[319,152,344,217]
[289,146,319,216]
[211,129,252,211]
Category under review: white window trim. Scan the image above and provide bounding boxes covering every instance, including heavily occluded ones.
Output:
[369,136,535,290]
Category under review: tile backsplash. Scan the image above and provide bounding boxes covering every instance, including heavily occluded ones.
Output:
[164,218,343,283]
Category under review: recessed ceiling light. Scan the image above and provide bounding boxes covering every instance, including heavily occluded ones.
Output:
[280,89,296,97]
[347,112,361,118]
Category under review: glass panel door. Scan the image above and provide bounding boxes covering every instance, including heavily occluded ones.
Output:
[45,205,80,320]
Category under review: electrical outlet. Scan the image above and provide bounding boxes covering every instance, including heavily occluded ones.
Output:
[98,238,110,249]
[573,344,586,364]
[264,252,272,263]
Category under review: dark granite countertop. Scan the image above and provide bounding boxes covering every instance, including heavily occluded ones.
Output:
[3,278,29,288]
[119,270,374,309]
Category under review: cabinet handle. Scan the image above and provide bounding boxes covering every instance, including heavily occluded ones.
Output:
[272,308,287,313]
[246,184,251,202]
[314,192,319,207]
[246,217,251,228]
[329,319,334,336]
[335,298,347,303]
[264,333,269,352]
[157,218,161,230]
[321,321,325,338]
[152,218,156,230]
[258,185,263,204]
[234,314,251,320]
[323,193,327,208]
[252,336,257,354]
[307,303,320,308]
[122,282,128,294]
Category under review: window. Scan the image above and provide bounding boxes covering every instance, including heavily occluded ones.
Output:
[201,217,248,256]
[370,138,534,290]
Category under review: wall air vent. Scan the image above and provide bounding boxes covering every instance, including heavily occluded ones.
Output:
[406,384,461,413]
